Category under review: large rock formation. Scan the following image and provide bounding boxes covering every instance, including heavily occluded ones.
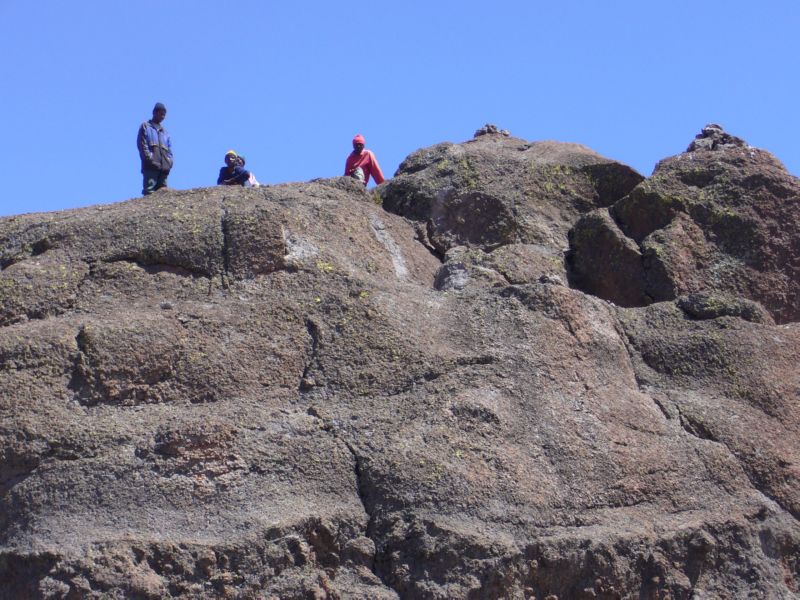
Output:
[380,129,644,292]
[1,128,798,599]
[569,124,800,323]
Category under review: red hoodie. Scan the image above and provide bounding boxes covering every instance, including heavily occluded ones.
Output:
[344,149,385,185]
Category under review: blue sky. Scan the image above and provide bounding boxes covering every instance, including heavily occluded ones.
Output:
[1,1,797,217]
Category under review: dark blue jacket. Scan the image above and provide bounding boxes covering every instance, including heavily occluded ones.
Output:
[217,166,250,186]
[137,120,173,172]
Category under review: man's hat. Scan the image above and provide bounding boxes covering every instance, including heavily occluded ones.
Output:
[153,102,167,112]
[353,134,365,145]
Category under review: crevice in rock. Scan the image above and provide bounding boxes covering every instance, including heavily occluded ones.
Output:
[30,238,52,257]
[75,260,97,296]
[493,267,515,287]
[637,240,662,307]
[676,407,799,522]
[608,312,677,428]
[220,205,232,289]
[613,310,800,523]
[342,440,376,539]
[299,318,323,395]
[67,325,92,403]
[420,221,445,263]
[582,163,645,208]
[563,247,579,291]
[606,200,635,238]
[566,206,661,308]
[614,292,800,520]
[309,414,400,597]
[454,355,495,367]
[676,408,715,442]
[0,256,19,270]
[650,395,672,422]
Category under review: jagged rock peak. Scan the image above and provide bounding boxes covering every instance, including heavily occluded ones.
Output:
[569,123,799,323]
[473,123,511,138]
[687,123,749,152]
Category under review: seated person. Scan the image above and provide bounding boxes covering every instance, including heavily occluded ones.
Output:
[344,134,385,186]
[238,154,260,187]
[217,150,251,186]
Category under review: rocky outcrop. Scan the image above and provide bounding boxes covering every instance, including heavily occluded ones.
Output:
[380,128,644,279]
[1,129,798,599]
[569,124,800,323]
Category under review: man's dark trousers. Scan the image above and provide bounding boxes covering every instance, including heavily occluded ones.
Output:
[142,168,169,195]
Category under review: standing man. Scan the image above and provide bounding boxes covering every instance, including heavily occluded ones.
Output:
[344,134,385,186]
[137,102,173,195]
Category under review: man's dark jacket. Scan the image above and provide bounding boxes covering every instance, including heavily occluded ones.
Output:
[137,120,173,172]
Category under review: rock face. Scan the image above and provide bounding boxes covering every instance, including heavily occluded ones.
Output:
[380,129,644,291]
[569,124,800,324]
[1,130,799,599]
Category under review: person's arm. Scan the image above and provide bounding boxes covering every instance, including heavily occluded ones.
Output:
[369,151,385,184]
[137,123,154,165]
[163,129,173,166]
[344,154,354,176]
[224,166,250,185]
[217,168,227,185]
[235,168,251,185]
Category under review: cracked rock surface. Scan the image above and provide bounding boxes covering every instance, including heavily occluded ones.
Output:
[1,132,799,599]
[569,124,800,323]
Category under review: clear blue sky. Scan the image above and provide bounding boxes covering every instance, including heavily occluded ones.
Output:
[1,1,797,217]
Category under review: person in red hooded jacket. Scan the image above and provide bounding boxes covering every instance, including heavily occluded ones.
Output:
[344,134,385,185]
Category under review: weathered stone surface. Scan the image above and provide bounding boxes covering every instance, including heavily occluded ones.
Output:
[617,301,800,519]
[676,291,774,324]
[687,123,748,152]
[474,123,511,138]
[379,132,644,263]
[0,250,89,326]
[569,125,800,323]
[433,244,568,292]
[0,134,798,599]
[568,209,650,306]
